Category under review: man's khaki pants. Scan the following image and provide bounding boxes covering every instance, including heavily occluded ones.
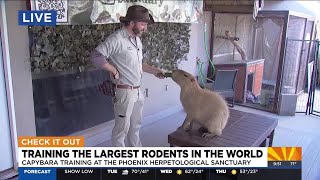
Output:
[112,88,144,147]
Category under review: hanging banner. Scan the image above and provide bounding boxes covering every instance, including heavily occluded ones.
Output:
[30,0,204,25]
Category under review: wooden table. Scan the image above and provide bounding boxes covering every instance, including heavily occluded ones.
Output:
[168,109,278,147]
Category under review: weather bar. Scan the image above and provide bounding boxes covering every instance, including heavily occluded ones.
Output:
[55,168,301,180]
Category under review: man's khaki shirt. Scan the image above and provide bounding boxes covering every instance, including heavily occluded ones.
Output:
[95,27,143,86]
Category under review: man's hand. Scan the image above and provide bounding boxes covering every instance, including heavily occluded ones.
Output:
[142,63,165,79]
[100,62,119,79]
[113,69,119,80]
[154,70,165,79]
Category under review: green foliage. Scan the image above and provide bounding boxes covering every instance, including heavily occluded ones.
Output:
[29,23,191,73]
[141,23,191,70]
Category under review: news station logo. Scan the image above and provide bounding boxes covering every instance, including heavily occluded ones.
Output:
[18,10,57,26]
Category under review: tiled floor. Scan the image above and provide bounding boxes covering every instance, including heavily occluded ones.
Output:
[0,168,18,180]
[97,105,320,180]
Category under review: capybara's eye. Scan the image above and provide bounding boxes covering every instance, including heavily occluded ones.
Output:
[184,74,188,77]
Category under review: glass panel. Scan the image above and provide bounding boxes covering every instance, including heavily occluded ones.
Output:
[32,69,114,136]
[234,14,254,61]
[29,25,116,136]
[213,13,254,61]
[307,21,316,63]
[281,16,306,95]
[252,17,284,110]
[311,43,320,115]
[296,20,313,94]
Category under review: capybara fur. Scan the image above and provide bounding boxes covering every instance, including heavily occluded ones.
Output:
[171,69,229,138]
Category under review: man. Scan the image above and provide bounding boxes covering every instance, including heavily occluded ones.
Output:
[90,5,164,147]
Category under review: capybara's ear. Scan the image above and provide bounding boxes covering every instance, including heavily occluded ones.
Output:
[191,78,195,82]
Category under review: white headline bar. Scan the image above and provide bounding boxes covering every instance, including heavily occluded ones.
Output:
[18,147,268,168]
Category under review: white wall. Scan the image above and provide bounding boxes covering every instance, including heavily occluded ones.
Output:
[0,0,37,170]
[0,22,13,171]
[1,1,36,137]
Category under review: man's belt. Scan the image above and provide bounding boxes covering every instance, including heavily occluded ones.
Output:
[113,84,140,89]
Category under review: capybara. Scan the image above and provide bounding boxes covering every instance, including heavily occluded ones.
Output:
[171,69,229,138]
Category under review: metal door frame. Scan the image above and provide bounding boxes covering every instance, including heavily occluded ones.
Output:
[307,40,320,116]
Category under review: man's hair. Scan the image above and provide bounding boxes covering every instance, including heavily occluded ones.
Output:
[123,21,130,26]
[122,21,138,26]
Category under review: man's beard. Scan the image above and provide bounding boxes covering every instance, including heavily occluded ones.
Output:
[132,25,142,36]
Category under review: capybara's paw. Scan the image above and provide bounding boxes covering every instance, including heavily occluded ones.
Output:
[202,133,217,138]
[198,127,208,133]
[183,125,192,132]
